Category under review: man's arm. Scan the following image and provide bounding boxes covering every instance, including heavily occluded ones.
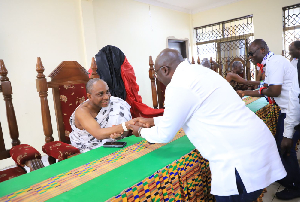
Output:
[238,85,281,97]
[226,73,260,86]
[282,76,300,155]
[75,108,133,140]
[136,87,199,143]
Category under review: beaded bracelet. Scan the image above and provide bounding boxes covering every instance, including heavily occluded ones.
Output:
[259,86,267,96]
[138,127,142,137]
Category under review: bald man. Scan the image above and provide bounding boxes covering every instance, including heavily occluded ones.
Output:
[225,61,260,90]
[69,78,133,153]
[237,39,300,200]
[129,49,286,202]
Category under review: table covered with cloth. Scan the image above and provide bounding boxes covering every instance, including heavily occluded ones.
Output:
[0,97,279,202]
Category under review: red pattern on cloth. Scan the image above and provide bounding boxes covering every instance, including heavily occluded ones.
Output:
[0,167,26,183]
[42,141,80,160]
[10,144,41,166]
[58,84,87,142]
[120,57,164,118]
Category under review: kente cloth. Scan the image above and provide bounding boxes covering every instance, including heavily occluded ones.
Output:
[95,45,126,100]
[69,96,132,153]
[109,149,215,202]
[0,130,187,202]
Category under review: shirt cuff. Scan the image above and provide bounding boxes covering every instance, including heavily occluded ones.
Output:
[153,116,162,126]
[283,129,294,139]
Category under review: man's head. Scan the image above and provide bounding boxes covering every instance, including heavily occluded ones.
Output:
[232,61,244,74]
[248,39,269,65]
[154,48,184,86]
[86,78,111,108]
[289,41,300,59]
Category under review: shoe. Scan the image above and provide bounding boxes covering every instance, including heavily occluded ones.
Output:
[276,188,300,200]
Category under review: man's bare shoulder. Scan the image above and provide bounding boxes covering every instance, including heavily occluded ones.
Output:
[75,102,92,117]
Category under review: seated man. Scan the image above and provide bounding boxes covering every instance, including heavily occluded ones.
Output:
[226,61,259,90]
[69,78,132,153]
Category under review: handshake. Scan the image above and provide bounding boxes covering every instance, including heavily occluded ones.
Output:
[110,117,155,140]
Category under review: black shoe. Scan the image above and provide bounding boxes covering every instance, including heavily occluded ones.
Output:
[276,188,300,200]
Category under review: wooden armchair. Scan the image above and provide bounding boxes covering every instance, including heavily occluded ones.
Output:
[36,58,91,163]
[0,60,44,182]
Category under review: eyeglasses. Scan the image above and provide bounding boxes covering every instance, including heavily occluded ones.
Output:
[154,66,165,78]
[247,47,261,57]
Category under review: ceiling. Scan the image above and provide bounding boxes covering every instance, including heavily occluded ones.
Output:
[135,0,243,14]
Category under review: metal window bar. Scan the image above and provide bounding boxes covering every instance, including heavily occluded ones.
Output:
[195,15,255,80]
[283,4,300,59]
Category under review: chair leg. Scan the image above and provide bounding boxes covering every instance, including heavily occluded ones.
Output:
[48,156,56,165]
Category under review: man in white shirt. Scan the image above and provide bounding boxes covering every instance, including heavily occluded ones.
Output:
[238,39,300,200]
[129,49,286,202]
[278,41,300,200]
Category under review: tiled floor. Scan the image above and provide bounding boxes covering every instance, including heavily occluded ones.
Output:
[262,149,300,202]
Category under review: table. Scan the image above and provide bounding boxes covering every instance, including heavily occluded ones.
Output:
[0,97,279,202]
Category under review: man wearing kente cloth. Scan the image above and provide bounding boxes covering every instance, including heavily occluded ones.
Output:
[225,61,260,90]
[69,78,133,153]
[238,39,300,200]
[129,48,286,202]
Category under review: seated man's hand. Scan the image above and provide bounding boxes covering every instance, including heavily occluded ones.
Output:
[132,117,154,128]
[236,90,245,98]
[110,133,122,140]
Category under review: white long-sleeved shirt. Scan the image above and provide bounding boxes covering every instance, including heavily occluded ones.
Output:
[264,55,297,113]
[141,61,286,196]
[283,60,300,138]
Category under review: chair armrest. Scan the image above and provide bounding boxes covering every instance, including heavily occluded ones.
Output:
[42,141,80,161]
[10,144,41,167]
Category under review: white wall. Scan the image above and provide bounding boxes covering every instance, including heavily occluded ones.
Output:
[92,0,191,106]
[191,0,300,56]
[0,0,191,169]
[0,0,86,168]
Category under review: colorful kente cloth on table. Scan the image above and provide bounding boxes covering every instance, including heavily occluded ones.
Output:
[109,149,214,202]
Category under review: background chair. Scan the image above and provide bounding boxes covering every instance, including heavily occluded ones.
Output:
[0,60,44,182]
[36,58,88,164]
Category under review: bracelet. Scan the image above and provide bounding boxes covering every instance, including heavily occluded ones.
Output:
[259,87,267,96]
[138,127,142,137]
[121,122,128,132]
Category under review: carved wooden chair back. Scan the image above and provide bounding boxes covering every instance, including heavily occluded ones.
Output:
[149,56,165,109]
[0,60,44,181]
[36,58,90,144]
[0,60,20,162]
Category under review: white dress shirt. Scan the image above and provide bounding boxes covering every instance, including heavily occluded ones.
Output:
[283,60,300,138]
[291,58,298,68]
[264,55,297,113]
[141,61,286,196]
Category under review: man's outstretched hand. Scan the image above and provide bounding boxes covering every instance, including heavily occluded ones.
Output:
[281,137,293,156]
[132,117,155,128]
[128,124,141,137]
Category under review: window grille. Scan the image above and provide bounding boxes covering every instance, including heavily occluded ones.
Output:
[283,4,300,59]
[195,15,255,80]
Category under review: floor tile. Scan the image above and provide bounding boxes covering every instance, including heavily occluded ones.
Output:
[262,182,281,202]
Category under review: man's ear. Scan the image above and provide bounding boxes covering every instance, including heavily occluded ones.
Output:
[162,66,170,75]
[87,93,91,99]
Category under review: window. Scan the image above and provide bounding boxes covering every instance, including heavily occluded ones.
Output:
[195,15,255,80]
[283,4,300,59]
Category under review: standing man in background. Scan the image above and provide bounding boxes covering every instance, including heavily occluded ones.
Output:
[278,40,300,200]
